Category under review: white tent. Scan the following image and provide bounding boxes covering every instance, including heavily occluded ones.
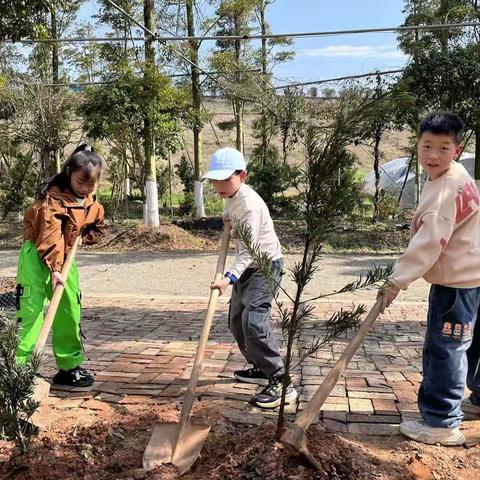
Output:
[363,152,475,208]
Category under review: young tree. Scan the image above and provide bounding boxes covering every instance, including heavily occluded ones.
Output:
[0,311,41,453]
[236,93,394,437]
[0,75,78,190]
[27,1,84,175]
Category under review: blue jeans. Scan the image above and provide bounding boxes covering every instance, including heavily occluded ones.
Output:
[419,284,480,428]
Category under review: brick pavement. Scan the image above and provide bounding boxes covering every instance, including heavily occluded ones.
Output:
[41,297,434,435]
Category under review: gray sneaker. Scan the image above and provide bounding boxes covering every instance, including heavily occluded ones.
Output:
[462,394,480,416]
[399,419,465,446]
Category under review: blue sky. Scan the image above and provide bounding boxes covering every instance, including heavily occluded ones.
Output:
[79,0,409,85]
[266,0,408,84]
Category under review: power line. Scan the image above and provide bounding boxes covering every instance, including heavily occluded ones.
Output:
[19,69,404,90]
[4,21,480,44]
[27,68,261,87]
[273,69,404,90]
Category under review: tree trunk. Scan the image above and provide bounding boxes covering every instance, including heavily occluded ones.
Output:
[235,100,244,153]
[259,0,268,164]
[372,127,381,223]
[51,9,61,174]
[234,18,244,153]
[143,0,159,226]
[186,0,205,217]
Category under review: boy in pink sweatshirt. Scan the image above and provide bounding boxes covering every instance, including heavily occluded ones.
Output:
[379,112,480,446]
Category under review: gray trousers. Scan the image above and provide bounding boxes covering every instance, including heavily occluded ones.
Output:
[228,259,284,377]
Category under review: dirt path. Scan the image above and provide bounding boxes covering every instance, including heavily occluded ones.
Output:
[0,250,429,303]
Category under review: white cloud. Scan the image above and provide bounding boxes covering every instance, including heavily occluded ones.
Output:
[299,45,407,60]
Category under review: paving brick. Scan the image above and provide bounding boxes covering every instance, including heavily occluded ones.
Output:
[383,372,406,382]
[322,418,348,433]
[348,423,399,435]
[347,414,400,424]
[40,297,429,433]
[348,398,374,414]
[395,389,418,403]
[348,391,396,400]
[372,399,399,415]
[321,402,349,412]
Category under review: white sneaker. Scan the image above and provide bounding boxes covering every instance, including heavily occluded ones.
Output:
[399,419,465,446]
[462,397,480,415]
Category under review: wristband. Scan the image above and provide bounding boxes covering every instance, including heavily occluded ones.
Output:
[224,272,238,285]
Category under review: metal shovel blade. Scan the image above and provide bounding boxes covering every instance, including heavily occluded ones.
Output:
[143,422,211,475]
[30,377,51,429]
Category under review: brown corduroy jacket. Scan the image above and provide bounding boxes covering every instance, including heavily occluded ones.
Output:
[24,186,106,272]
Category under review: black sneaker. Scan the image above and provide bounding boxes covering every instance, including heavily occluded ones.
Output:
[234,366,269,386]
[52,366,94,387]
[250,375,297,409]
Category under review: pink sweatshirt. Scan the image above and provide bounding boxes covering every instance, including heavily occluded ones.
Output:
[390,161,480,290]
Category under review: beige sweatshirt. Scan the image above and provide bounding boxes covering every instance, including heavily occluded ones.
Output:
[224,183,282,279]
[390,161,480,290]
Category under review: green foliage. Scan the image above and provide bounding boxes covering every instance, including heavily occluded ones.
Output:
[247,145,297,215]
[401,45,480,131]
[233,95,394,437]
[377,190,401,221]
[81,68,188,199]
[82,69,187,157]
[397,2,480,176]
[399,0,480,55]
[175,155,195,216]
[0,311,41,453]
[175,154,195,193]
[0,1,54,41]
[0,152,37,219]
[203,182,225,216]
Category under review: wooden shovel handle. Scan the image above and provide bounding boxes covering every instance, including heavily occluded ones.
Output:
[293,299,383,432]
[33,235,82,355]
[176,227,231,439]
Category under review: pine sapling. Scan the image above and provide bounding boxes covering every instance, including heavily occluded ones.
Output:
[0,310,41,453]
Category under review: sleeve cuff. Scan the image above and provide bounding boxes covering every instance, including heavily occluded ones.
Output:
[224,272,238,284]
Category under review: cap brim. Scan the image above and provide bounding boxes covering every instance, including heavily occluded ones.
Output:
[201,169,236,181]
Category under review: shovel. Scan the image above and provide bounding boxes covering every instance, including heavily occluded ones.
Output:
[281,299,383,470]
[30,235,82,428]
[143,228,231,475]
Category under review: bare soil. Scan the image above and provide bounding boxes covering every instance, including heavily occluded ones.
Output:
[0,276,16,294]
[1,398,479,480]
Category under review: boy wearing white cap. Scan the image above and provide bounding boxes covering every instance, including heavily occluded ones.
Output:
[203,147,297,409]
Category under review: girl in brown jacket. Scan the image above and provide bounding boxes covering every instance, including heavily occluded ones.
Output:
[16,144,105,387]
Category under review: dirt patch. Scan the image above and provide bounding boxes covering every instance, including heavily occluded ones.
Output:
[1,398,479,480]
[0,276,16,294]
[96,223,218,251]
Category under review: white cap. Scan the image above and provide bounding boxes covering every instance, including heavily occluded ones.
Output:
[201,148,246,181]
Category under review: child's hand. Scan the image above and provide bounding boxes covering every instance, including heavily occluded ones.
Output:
[377,282,400,313]
[51,271,65,290]
[210,277,231,296]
